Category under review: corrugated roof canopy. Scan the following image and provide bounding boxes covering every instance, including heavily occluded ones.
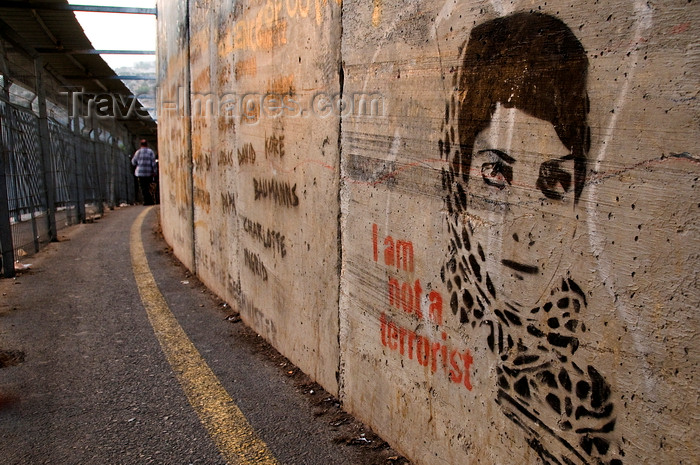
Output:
[0,0,157,144]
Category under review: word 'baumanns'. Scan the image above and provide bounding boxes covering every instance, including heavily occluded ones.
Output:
[253,177,299,207]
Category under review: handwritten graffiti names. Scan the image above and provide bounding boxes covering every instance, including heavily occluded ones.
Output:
[193,185,211,211]
[221,192,236,214]
[265,133,285,159]
[233,0,342,51]
[196,151,212,171]
[238,143,256,166]
[244,247,268,281]
[241,214,287,258]
[254,177,299,207]
[238,289,277,343]
[234,16,287,52]
[235,56,257,79]
[219,149,235,167]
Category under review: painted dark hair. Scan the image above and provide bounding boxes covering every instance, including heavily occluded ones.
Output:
[446,12,590,208]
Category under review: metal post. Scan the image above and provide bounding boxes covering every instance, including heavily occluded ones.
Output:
[87,111,102,217]
[92,120,104,215]
[0,113,14,276]
[66,119,77,224]
[34,57,57,241]
[72,112,86,223]
[108,118,117,209]
[0,40,15,277]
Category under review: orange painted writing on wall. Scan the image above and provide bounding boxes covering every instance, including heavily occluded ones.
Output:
[235,56,258,79]
[387,277,443,325]
[234,16,287,52]
[373,223,414,272]
[380,314,473,390]
[232,0,342,51]
[266,75,295,95]
[373,222,472,388]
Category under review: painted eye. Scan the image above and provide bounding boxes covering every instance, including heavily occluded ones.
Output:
[536,160,572,200]
[481,161,513,189]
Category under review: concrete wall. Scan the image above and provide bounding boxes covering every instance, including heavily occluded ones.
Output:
[157,0,195,270]
[158,0,343,394]
[156,1,699,464]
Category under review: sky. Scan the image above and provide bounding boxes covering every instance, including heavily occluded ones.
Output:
[68,0,157,70]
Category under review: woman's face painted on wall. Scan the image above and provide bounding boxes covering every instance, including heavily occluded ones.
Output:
[466,103,577,308]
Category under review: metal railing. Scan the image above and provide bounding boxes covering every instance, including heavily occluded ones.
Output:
[1,97,137,276]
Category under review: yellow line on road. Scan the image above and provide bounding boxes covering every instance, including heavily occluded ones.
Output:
[130,207,279,465]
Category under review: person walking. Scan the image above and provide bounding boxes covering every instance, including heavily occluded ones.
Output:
[132,139,157,205]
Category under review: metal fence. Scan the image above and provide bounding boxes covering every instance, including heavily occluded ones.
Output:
[0,97,136,275]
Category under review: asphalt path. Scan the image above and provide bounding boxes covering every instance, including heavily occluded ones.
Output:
[0,206,407,465]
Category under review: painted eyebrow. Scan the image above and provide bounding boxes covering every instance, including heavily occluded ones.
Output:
[477,149,515,164]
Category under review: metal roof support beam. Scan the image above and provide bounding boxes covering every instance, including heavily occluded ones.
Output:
[108,118,117,210]
[0,2,156,15]
[71,112,87,223]
[28,9,110,92]
[36,49,155,55]
[0,18,78,92]
[63,75,156,81]
[0,17,39,59]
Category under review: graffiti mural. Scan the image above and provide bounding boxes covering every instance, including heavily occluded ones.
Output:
[439,12,623,465]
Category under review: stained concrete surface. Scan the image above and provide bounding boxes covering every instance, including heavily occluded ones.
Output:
[0,205,408,465]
